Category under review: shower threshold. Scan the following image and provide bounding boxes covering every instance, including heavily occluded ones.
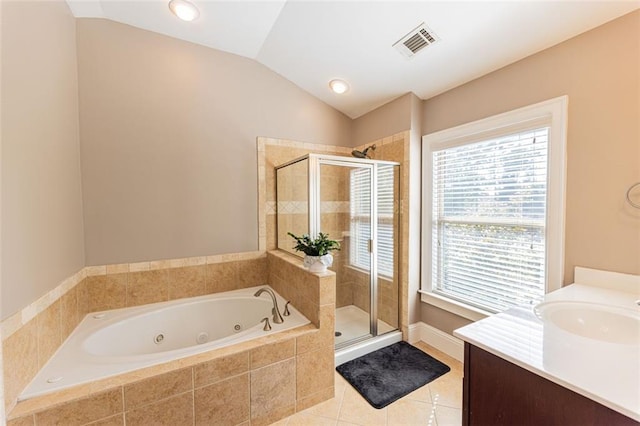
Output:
[334,305,402,365]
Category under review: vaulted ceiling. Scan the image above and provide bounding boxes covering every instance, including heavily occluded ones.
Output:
[66,0,639,118]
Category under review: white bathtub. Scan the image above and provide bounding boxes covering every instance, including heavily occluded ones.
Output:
[20,285,309,400]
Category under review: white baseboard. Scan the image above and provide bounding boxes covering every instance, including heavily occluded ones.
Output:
[408,321,464,362]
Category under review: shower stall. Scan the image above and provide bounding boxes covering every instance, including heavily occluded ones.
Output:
[275,154,402,362]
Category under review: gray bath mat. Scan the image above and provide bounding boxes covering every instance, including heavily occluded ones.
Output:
[336,341,450,409]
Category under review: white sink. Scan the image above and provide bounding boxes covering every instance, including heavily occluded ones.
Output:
[534,301,640,345]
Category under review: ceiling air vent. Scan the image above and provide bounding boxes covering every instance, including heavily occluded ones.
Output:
[393,23,439,58]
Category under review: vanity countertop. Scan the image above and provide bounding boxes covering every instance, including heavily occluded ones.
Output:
[454,267,640,422]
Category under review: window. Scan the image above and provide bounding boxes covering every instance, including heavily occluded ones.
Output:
[432,127,549,312]
[376,165,396,277]
[350,165,396,277]
[350,168,371,271]
[421,97,567,320]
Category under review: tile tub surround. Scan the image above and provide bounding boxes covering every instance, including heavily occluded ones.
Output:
[4,253,335,424]
[8,327,326,426]
[22,285,311,401]
[1,252,266,413]
[2,270,90,415]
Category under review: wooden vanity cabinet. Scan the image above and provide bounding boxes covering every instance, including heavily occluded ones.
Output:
[462,343,639,426]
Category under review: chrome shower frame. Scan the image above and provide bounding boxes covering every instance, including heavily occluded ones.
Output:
[275,153,401,351]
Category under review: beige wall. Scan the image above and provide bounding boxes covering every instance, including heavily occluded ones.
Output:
[77,19,352,266]
[351,93,413,147]
[1,0,85,319]
[421,10,640,332]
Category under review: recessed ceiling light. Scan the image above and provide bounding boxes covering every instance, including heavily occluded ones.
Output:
[329,79,350,94]
[169,0,200,22]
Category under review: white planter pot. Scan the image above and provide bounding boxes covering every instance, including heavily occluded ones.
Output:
[303,254,333,273]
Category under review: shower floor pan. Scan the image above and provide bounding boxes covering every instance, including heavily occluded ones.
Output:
[334,305,401,365]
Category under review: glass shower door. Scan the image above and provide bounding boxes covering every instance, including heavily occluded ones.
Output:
[276,158,309,255]
[318,162,374,348]
[275,153,400,352]
[375,164,400,334]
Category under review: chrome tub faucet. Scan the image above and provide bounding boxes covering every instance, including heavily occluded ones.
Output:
[254,287,284,324]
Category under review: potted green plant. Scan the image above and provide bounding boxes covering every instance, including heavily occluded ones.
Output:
[287,232,340,273]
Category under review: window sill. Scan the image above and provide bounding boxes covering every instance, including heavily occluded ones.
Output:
[418,290,491,322]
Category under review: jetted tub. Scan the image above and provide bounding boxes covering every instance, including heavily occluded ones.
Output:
[20,285,309,400]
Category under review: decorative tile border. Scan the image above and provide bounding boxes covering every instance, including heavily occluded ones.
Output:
[269,201,350,216]
[321,201,351,214]
[275,201,308,215]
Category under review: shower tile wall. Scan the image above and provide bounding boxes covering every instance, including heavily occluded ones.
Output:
[259,138,350,252]
[264,144,363,320]
[261,138,357,319]
[258,132,410,338]
[336,239,355,309]
[319,165,354,312]
[275,158,309,257]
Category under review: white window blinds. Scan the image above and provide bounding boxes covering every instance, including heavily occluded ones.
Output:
[350,168,371,272]
[377,165,396,277]
[350,166,395,277]
[432,127,549,313]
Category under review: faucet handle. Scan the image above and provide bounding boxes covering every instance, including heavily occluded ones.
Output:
[283,301,291,316]
[261,317,272,331]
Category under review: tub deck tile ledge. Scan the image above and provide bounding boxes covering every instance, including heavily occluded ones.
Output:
[8,323,318,420]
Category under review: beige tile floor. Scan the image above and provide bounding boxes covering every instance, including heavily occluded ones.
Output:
[273,342,463,426]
